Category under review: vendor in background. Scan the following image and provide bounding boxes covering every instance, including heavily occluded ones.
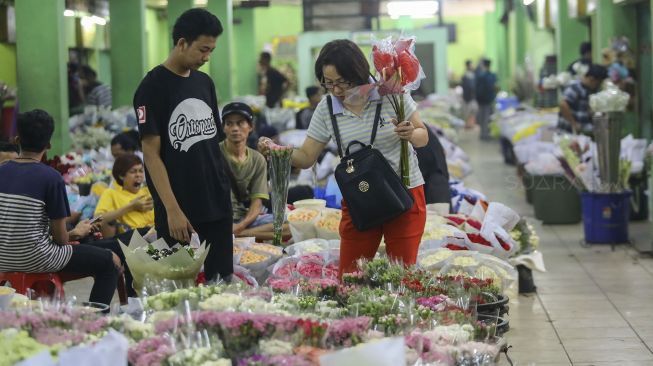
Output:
[568,42,592,76]
[296,86,323,129]
[258,39,428,277]
[0,140,18,163]
[258,51,289,108]
[558,64,608,134]
[111,130,142,159]
[219,102,272,234]
[475,58,498,141]
[94,154,154,239]
[460,60,477,129]
[0,109,121,306]
[80,66,112,109]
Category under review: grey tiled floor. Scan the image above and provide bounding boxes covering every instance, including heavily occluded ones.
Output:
[458,129,653,366]
[65,130,653,365]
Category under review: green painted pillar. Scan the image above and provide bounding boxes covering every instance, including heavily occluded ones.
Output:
[513,2,528,70]
[15,0,69,155]
[495,0,510,91]
[167,0,194,49]
[233,8,257,97]
[593,0,616,62]
[208,0,234,103]
[556,0,589,73]
[109,0,147,108]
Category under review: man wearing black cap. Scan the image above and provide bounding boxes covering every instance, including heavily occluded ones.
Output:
[220,102,271,235]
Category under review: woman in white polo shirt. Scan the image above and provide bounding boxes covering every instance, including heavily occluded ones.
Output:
[259,39,428,277]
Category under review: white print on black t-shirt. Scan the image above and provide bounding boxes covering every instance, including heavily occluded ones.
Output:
[168,98,217,152]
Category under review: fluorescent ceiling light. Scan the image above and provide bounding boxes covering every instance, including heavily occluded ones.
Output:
[91,15,107,25]
[63,9,75,17]
[523,0,536,5]
[387,1,438,19]
[81,16,94,27]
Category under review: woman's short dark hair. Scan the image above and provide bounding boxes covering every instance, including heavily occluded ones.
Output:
[172,8,223,46]
[314,39,370,87]
[112,154,143,187]
[17,109,54,153]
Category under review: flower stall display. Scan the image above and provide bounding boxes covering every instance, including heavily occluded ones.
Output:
[118,231,210,291]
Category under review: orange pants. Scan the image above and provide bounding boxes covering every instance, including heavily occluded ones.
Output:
[338,185,427,277]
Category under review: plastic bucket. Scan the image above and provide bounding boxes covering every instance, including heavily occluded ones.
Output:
[581,191,631,244]
[532,175,581,224]
[499,137,516,165]
[628,174,648,221]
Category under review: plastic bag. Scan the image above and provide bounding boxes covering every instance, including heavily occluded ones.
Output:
[287,208,321,242]
[284,238,330,256]
[315,209,342,240]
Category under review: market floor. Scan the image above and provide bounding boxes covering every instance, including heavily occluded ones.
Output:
[459,129,653,366]
[64,130,653,365]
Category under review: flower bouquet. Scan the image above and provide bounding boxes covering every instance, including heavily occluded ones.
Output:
[118,230,210,292]
[268,144,293,245]
[371,36,425,186]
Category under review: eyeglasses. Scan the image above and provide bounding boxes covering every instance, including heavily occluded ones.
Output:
[320,80,354,90]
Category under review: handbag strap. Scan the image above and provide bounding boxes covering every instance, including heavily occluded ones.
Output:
[327,95,383,158]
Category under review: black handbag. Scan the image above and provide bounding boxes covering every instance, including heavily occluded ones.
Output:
[327,96,414,231]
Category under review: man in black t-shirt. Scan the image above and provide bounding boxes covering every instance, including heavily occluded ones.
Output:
[258,52,288,108]
[133,8,233,282]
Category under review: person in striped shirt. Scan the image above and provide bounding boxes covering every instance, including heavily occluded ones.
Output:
[259,39,429,277]
[81,65,112,109]
[0,109,122,306]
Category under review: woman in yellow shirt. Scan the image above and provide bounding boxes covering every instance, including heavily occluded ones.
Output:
[94,154,154,239]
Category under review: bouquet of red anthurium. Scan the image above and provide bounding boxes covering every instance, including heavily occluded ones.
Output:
[371,36,425,186]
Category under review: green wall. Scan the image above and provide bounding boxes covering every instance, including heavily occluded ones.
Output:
[526,17,555,78]
[0,44,16,88]
[379,15,487,79]
[254,5,303,57]
[145,7,169,71]
[234,8,257,96]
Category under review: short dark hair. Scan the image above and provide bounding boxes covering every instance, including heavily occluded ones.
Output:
[315,39,370,87]
[0,141,19,153]
[260,52,272,64]
[111,131,140,152]
[580,42,592,55]
[17,109,54,153]
[81,65,97,79]
[465,60,473,67]
[172,8,223,46]
[305,86,321,99]
[482,59,492,68]
[112,154,143,187]
[586,64,608,81]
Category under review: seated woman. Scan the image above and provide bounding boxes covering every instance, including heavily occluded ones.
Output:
[94,154,154,239]
[0,109,121,306]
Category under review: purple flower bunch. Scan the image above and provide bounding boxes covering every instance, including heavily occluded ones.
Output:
[0,308,109,346]
[237,354,312,366]
[128,335,175,366]
[301,278,339,298]
[415,295,451,312]
[324,317,372,348]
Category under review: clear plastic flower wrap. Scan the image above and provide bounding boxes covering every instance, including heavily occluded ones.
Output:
[315,208,342,240]
[269,145,293,246]
[270,256,300,278]
[119,231,210,292]
[284,238,331,256]
[287,207,321,242]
